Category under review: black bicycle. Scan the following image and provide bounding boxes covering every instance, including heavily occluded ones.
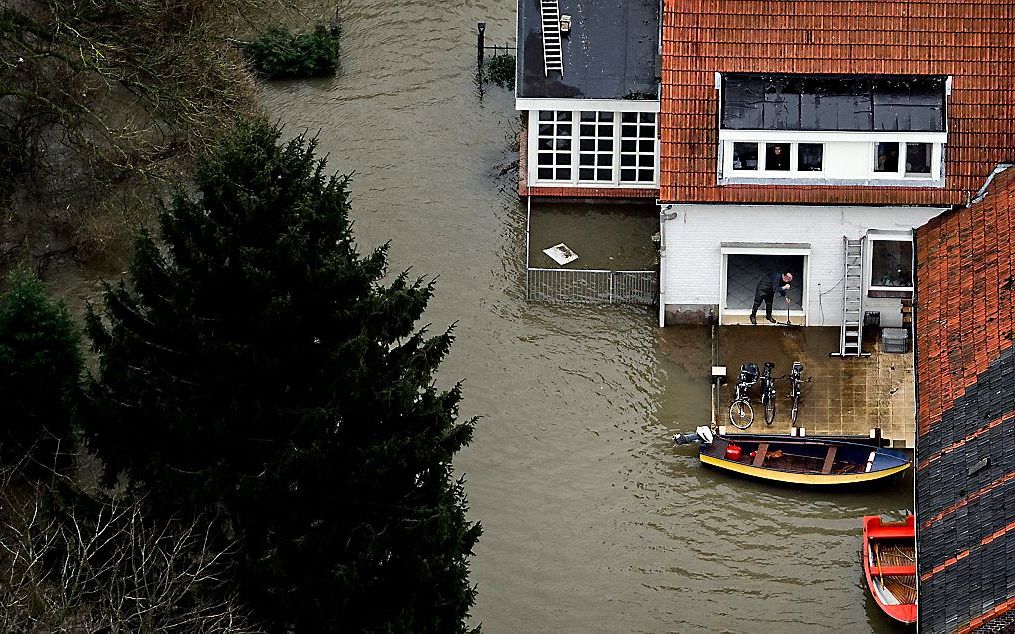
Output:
[728,362,759,429]
[759,362,777,425]
[788,361,808,425]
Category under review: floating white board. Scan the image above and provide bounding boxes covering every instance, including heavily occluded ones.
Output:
[542,243,578,266]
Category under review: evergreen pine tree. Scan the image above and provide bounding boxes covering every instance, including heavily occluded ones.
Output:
[0,273,81,473]
[84,120,481,631]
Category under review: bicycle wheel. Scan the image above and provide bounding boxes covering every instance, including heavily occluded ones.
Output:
[763,389,776,425]
[729,399,754,429]
[790,393,800,425]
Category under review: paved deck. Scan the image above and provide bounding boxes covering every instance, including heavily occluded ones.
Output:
[715,326,916,448]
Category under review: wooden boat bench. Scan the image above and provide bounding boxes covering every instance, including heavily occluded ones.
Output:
[821,446,838,474]
[869,564,917,576]
[752,443,768,467]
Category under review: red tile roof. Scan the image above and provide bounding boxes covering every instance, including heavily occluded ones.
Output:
[914,168,1015,633]
[915,168,1015,435]
[660,1,1015,205]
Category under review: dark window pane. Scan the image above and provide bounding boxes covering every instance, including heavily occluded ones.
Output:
[580,124,595,136]
[620,168,637,181]
[732,142,758,170]
[639,140,654,152]
[600,112,614,122]
[538,111,553,121]
[621,112,637,123]
[555,138,570,150]
[639,154,655,167]
[579,168,594,180]
[580,111,596,121]
[556,124,571,136]
[555,168,571,179]
[555,152,570,165]
[538,138,553,150]
[873,77,944,131]
[875,142,900,172]
[597,154,612,166]
[579,154,594,166]
[798,143,823,171]
[639,112,656,123]
[621,140,636,152]
[598,125,612,137]
[722,76,765,129]
[537,153,553,165]
[538,124,553,136]
[621,124,637,137]
[579,139,594,151]
[556,111,571,121]
[638,169,654,182]
[597,168,612,180]
[621,154,636,166]
[639,124,654,137]
[798,77,873,131]
[765,143,791,170]
[599,139,613,151]
[538,168,553,179]
[905,143,932,174]
[870,240,913,287]
[762,77,801,129]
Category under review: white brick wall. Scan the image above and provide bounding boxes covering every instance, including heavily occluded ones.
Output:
[659,204,946,327]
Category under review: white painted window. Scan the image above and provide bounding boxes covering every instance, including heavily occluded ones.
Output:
[578,111,614,183]
[619,112,657,184]
[718,131,945,184]
[536,111,573,182]
[529,108,658,187]
[868,235,914,291]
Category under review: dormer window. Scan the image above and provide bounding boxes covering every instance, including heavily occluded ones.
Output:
[718,74,947,186]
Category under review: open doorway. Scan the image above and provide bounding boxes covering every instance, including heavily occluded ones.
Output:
[721,247,808,325]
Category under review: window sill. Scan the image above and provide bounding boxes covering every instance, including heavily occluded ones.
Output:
[868,289,913,298]
[718,176,945,188]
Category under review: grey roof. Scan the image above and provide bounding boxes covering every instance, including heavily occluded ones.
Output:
[517,0,660,100]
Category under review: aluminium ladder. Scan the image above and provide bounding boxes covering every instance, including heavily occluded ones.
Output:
[832,237,870,357]
[540,0,564,76]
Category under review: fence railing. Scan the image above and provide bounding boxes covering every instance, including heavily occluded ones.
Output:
[526,268,657,305]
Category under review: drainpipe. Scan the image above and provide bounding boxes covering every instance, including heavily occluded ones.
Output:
[658,205,679,327]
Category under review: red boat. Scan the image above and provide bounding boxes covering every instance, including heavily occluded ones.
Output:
[862,515,917,625]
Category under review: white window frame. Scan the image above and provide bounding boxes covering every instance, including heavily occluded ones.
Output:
[866,231,915,293]
[718,244,811,327]
[718,130,946,183]
[528,108,659,188]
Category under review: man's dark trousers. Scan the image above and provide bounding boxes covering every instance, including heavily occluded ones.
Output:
[751,275,776,321]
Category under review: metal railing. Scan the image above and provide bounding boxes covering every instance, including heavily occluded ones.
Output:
[526,268,656,305]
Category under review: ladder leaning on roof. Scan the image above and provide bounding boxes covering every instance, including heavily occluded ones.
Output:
[540,0,564,76]
[831,236,871,358]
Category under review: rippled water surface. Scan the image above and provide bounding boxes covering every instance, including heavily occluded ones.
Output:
[261,2,913,631]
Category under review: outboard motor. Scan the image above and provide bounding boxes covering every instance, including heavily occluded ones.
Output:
[673,426,715,445]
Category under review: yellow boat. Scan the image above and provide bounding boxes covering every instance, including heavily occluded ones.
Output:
[694,432,911,488]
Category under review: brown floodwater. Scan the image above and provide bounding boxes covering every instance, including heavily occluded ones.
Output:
[257,2,914,631]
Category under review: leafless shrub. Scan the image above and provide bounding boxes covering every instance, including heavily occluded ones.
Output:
[0,471,261,632]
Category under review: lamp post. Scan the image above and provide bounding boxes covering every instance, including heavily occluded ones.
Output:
[477,22,486,72]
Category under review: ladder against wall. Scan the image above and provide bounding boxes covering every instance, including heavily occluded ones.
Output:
[832,237,871,358]
[540,0,563,75]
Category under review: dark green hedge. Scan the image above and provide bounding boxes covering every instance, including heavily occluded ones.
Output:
[246,24,341,79]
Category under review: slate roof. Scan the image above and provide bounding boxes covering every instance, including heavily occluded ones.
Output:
[914,169,1015,633]
[516,0,659,100]
[659,1,1015,205]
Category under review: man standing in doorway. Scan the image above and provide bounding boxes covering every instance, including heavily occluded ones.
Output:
[750,272,793,325]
